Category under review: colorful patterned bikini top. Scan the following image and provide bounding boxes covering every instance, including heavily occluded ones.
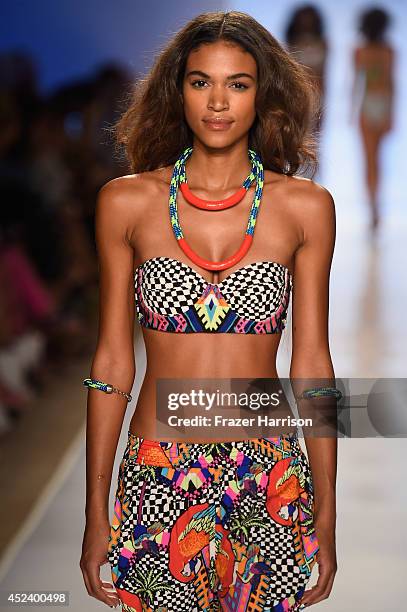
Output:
[134,257,292,334]
[134,148,292,334]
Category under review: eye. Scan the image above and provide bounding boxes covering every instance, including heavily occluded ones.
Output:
[190,80,249,90]
[191,79,208,88]
[230,82,249,90]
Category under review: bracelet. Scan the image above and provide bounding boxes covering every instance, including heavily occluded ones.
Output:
[83,378,132,402]
[299,386,342,401]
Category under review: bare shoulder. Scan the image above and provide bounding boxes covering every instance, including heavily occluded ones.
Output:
[274,176,335,248]
[97,169,168,214]
[275,175,335,216]
[376,42,394,59]
[96,168,171,235]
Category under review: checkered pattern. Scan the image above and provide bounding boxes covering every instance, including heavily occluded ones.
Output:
[229,494,294,553]
[107,434,318,611]
[219,261,290,320]
[267,558,305,607]
[225,483,306,606]
[233,436,303,466]
[124,466,191,525]
[121,550,202,610]
[138,257,207,316]
[135,256,292,321]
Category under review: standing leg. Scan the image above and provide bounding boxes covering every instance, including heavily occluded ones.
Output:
[359,116,385,230]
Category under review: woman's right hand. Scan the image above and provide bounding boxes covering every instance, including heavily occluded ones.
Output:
[79,519,120,608]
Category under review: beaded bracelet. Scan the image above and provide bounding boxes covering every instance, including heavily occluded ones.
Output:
[299,386,342,401]
[83,378,132,402]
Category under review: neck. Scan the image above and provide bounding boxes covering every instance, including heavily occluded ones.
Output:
[184,140,253,192]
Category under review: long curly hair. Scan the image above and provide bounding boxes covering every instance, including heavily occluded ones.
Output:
[111,11,321,177]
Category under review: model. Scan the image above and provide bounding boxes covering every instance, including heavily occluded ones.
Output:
[351,7,395,230]
[284,4,328,151]
[79,11,338,612]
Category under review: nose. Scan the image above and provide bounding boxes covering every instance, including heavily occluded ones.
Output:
[207,84,229,111]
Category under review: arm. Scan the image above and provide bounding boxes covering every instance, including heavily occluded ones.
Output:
[385,46,395,132]
[290,181,337,607]
[350,46,363,125]
[80,178,136,608]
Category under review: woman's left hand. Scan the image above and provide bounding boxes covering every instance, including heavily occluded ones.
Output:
[298,516,337,608]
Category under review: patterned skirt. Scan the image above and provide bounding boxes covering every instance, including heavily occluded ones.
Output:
[107,431,319,611]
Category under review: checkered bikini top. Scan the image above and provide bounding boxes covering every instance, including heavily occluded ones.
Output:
[134,256,292,334]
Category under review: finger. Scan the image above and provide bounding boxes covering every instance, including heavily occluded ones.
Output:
[95,580,120,607]
[100,581,120,600]
[87,563,121,607]
[301,578,335,608]
[306,572,336,606]
[300,568,336,607]
[299,555,334,602]
[80,561,104,600]
[80,565,93,597]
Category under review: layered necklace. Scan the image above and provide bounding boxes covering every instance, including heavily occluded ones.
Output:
[169,147,264,272]
[179,149,258,211]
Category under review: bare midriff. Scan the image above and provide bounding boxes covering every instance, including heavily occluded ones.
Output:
[128,328,296,442]
[126,163,298,443]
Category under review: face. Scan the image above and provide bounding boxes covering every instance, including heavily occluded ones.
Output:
[181,40,258,148]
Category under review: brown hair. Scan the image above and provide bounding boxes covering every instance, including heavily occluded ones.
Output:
[112,11,320,177]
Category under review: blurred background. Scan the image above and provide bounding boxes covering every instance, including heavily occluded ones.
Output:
[0,1,406,610]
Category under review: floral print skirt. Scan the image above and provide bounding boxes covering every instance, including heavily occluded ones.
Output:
[107,431,319,611]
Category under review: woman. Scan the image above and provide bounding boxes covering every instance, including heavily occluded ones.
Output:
[80,11,337,611]
[285,4,328,154]
[351,7,395,230]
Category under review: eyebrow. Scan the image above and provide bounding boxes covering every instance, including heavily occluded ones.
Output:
[185,70,256,81]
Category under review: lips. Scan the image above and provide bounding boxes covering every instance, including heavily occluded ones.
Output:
[202,118,234,131]
[203,118,233,124]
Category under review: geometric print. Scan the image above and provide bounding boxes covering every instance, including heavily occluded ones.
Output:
[134,256,293,334]
[107,430,319,611]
